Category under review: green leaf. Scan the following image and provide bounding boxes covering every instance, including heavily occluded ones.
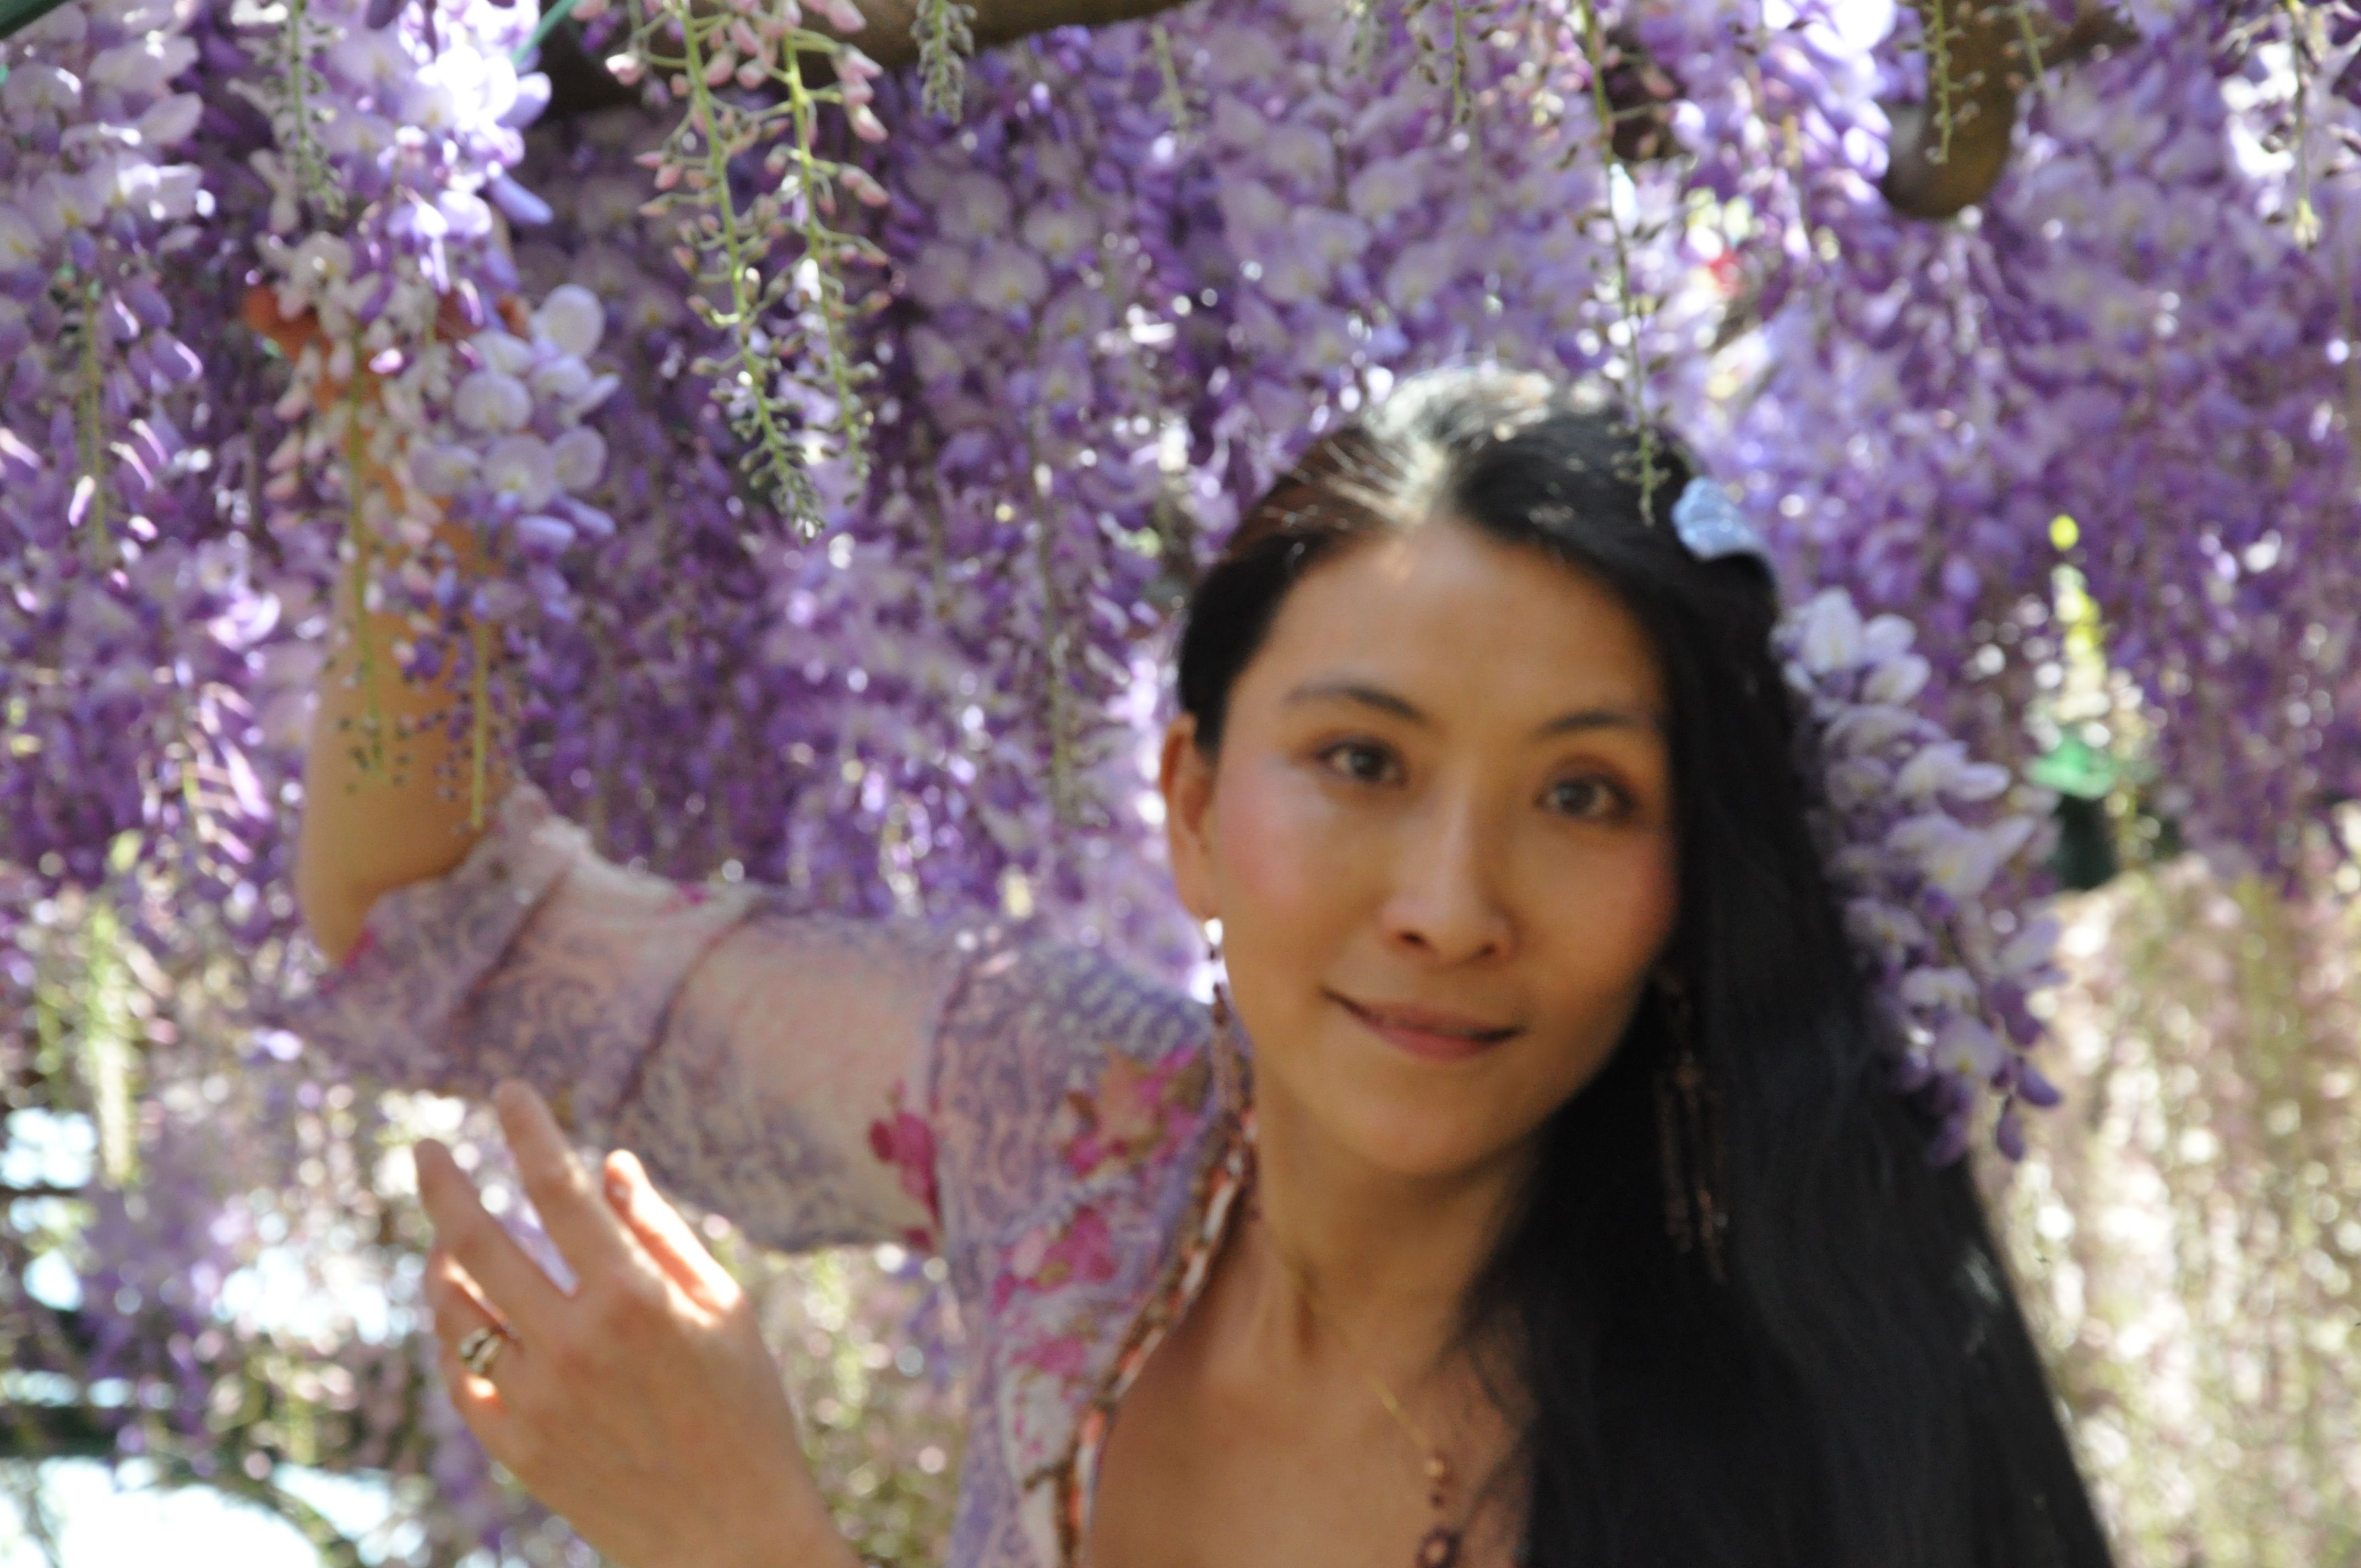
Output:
[2027,730,2115,801]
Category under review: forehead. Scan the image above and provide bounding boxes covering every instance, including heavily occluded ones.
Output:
[1239,519,1667,718]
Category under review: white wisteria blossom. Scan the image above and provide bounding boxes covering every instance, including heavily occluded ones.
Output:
[1776,588,2062,1163]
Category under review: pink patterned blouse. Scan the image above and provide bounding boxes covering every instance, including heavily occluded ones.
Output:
[287,781,1256,1568]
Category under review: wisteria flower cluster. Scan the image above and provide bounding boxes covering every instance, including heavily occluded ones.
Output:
[1696,0,2361,886]
[493,105,995,921]
[0,0,204,440]
[619,0,893,530]
[851,24,1184,928]
[1159,0,1625,525]
[6,0,2361,1549]
[1778,587,2065,1164]
[0,0,293,933]
[419,282,620,582]
[237,0,555,809]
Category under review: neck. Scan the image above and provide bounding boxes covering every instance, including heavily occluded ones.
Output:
[1239,1073,1537,1387]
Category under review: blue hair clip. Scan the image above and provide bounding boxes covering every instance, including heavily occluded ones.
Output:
[1670,475,1771,569]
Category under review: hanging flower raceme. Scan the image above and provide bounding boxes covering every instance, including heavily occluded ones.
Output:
[233,0,555,818]
[1155,0,1630,527]
[0,0,294,924]
[1691,7,2361,888]
[0,0,206,464]
[618,0,894,532]
[1778,587,2064,1164]
[493,105,940,905]
[405,283,621,618]
[837,26,1210,971]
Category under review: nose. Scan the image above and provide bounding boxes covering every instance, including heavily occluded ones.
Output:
[1378,790,1514,965]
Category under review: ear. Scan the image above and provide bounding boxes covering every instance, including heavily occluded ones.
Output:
[1157,714,1218,924]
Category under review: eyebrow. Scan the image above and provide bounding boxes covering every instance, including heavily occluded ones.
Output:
[1281,678,1666,740]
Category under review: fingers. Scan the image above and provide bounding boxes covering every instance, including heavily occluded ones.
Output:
[602,1150,737,1310]
[493,1081,643,1287]
[423,1246,522,1453]
[424,1244,508,1349]
[413,1136,569,1335]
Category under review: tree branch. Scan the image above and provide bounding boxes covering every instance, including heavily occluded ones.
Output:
[0,1405,117,1462]
[1883,0,2139,220]
[145,1451,371,1568]
[544,0,1192,117]
[840,0,1187,68]
[0,1407,373,1568]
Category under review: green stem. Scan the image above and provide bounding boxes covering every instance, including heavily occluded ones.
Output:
[679,15,806,522]
[279,0,342,221]
[1925,0,1955,166]
[74,281,111,554]
[514,0,587,65]
[1150,20,1187,132]
[782,39,868,488]
[913,0,976,117]
[79,895,137,1188]
[339,389,390,780]
[2286,0,2319,248]
[1577,0,1660,519]
[469,616,492,830]
[2010,0,2045,91]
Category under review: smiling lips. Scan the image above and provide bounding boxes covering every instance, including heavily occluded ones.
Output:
[1335,994,1520,1062]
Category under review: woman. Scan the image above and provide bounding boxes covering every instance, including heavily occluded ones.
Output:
[291,366,2115,1568]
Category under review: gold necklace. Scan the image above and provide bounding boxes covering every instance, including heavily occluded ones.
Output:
[1210,965,1470,1565]
[1245,1182,1468,1568]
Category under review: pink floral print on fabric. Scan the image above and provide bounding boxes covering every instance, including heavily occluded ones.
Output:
[984,1037,1212,1352]
[995,1207,1124,1320]
[868,1081,942,1248]
[1054,1041,1212,1182]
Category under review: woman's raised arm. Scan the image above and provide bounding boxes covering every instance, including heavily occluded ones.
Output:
[293,505,512,966]
[252,281,518,970]
[285,772,1010,1255]
[253,279,1015,1256]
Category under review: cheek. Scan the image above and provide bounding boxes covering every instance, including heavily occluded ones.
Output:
[1212,761,1348,928]
[1528,834,1680,1079]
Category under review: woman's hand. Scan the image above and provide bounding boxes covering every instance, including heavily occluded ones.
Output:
[414,1081,860,1568]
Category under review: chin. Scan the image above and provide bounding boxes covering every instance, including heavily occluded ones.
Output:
[1314,1061,1558,1182]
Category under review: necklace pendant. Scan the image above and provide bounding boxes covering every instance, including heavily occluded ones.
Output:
[1415,1525,1463,1568]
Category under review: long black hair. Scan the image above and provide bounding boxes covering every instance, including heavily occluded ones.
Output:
[1172,367,2113,1568]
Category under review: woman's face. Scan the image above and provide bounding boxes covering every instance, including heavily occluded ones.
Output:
[1160,516,1680,1180]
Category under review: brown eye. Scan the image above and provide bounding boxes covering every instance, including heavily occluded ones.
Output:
[1548,777,1630,819]
[1322,737,1388,779]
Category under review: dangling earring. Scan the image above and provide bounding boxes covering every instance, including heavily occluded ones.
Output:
[1653,974,1729,1285]
[1205,923,1231,1032]
[1205,923,1250,1118]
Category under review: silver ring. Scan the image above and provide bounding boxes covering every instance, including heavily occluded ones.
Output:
[456,1325,507,1378]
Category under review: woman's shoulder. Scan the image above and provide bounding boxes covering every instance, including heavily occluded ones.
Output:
[923,920,1221,1239]
[937,923,1213,1087]
[921,925,1236,1494]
